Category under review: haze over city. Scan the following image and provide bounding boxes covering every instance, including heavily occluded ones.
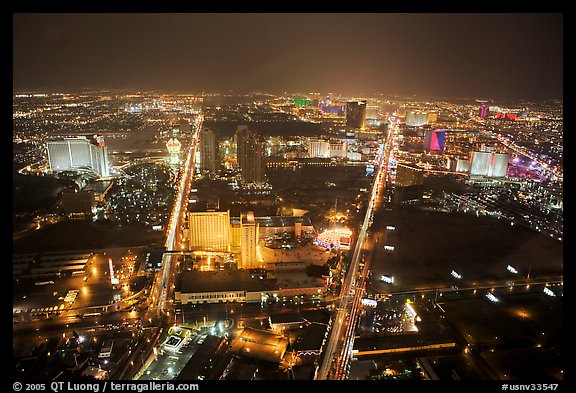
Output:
[13,13,563,387]
[14,13,562,99]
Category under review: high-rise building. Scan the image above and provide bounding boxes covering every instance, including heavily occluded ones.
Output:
[239,212,259,270]
[236,125,265,184]
[470,152,509,177]
[346,100,367,129]
[200,128,219,173]
[424,130,446,153]
[427,112,438,123]
[479,105,489,118]
[307,138,330,158]
[490,153,509,177]
[456,158,471,173]
[230,212,260,270]
[47,135,109,177]
[189,210,230,252]
[405,111,429,127]
[395,164,424,187]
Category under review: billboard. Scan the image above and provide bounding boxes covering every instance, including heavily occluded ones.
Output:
[166,138,181,155]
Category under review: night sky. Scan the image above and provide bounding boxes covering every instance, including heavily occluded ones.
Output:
[13,13,563,100]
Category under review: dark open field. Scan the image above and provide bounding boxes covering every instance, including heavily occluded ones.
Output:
[13,220,164,253]
[369,205,563,292]
[440,291,563,345]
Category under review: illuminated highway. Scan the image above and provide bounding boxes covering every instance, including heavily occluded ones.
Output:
[149,115,202,318]
[126,116,201,380]
[316,116,397,380]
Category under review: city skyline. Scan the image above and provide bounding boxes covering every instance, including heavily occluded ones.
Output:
[12,12,564,384]
[13,13,563,100]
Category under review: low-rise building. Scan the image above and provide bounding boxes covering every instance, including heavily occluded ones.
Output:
[174,262,329,305]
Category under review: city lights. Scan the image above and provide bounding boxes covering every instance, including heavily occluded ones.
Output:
[12,13,562,382]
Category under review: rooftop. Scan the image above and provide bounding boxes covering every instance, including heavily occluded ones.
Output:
[230,215,312,228]
[175,270,278,294]
[230,328,288,364]
[83,180,113,195]
[295,323,328,352]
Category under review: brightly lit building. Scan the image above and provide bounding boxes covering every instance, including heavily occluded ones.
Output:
[424,129,446,153]
[329,140,348,158]
[230,212,260,270]
[316,227,353,250]
[307,138,330,158]
[236,125,265,184]
[405,111,429,127]
[47,135,109,177]
[346,100,367,129]
[199,128,219,173]
[189,210,230,252]
[470,151,509,177]
[166,137,182,165]
[456,158,471,173]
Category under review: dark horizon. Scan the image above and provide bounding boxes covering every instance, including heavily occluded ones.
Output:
[13,13,563,100]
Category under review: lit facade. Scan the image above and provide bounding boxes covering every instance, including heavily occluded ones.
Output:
[456,158,471,173]
[230,212,261,269]
[424,130,446,153]
[405,111,429,127]
[47,135,109,177]
[166,137,181,165]
[307,138,330,158]
[427,112,438,123]
[470,152,509,177]
[189,210,230,252]
[239,212,260,270]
